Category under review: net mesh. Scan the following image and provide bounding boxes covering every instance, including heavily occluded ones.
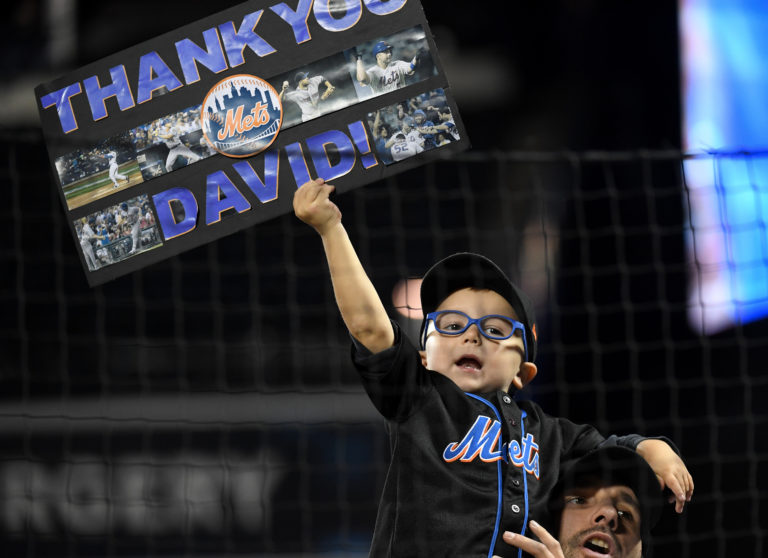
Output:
[1,129,766,557]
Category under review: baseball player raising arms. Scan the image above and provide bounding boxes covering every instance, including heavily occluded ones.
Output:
[293,178,693,558]
[356,40,418,95]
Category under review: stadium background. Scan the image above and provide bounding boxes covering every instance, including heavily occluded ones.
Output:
[1,1,765,557]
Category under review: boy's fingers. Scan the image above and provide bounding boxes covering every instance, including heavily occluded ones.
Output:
[663,474,686,513]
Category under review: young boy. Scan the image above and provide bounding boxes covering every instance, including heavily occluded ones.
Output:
[293,178,693,557]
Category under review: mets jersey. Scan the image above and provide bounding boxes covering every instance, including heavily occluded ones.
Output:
[365,60,412,94]
[352,321,650,558]
[390,137,423,162]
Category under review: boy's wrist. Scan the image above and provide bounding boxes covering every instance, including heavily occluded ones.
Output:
[317,219,344,239]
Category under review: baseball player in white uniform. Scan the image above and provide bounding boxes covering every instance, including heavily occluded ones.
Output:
[356,41,418,95]
[106,151,128,188]
[155,125,201,172]
[280,72,336,122]
[78,220,104,270]
[120,201,143,255]
[387,132,423,162]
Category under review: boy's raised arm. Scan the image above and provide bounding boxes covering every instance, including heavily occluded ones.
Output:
[293,179,395,353]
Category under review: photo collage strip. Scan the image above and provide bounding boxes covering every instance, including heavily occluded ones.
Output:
[64,25,456,272]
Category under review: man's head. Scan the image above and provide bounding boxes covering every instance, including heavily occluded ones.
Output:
[552,447,664,558]
[418,253,538,394]
[294,71,310,87]
[372,40,393,65]
[413,109,426,125]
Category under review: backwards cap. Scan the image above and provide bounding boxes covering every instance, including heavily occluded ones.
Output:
[419,252,537,362]
[551,446,665,557]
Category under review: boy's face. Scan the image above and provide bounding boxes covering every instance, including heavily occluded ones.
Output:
[420,287,536,394]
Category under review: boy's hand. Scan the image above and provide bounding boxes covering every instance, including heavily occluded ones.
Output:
[493,522,564,558]
[636,439,694,513]
[293,178,341,236]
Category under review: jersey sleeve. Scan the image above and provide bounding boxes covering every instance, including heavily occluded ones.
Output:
[547,408,679,461]
[351,320,432,421]
[396,60,413,72]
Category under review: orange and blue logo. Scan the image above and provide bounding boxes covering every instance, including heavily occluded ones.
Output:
[201,74,282,158]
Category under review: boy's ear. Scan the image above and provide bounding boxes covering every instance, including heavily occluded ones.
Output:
[511,362,538,391]
[419,350,427,368]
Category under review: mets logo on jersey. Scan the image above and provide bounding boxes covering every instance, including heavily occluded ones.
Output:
[443,416,540,478]
[201,74,282,158]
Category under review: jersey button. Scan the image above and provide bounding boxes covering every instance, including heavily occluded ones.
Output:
[510,504,521,513]
[513,479,520,487]
[502,395,512,404]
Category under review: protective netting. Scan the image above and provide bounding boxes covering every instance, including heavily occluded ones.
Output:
[1,129,765,557]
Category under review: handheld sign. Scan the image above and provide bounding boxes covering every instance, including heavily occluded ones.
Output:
[36,0,469,286]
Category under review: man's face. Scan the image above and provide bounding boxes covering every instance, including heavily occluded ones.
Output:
[559,482,642,558]
[376,49,393,65]
[420,288,529,393]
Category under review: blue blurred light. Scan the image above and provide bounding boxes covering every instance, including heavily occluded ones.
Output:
[681,0,768,333]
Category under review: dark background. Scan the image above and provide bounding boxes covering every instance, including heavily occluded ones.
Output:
[2,1,765,557]
[1,0,681,149]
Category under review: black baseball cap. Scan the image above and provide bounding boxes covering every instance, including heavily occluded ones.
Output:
[551,446,665,556]
[419,252,537,362]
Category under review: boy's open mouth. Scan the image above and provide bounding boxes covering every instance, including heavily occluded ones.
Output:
[456,356,481,371]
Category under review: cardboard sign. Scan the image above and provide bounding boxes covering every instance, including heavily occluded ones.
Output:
[35,0,469,286]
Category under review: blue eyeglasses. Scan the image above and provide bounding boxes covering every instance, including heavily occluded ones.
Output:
[422,310,528,361]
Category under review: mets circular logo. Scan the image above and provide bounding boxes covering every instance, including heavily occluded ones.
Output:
[201,74,283,158]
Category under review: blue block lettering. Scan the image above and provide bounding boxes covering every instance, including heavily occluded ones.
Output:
[232,150,280,203]
[83,66,135,121]
[206,170,252,225]
[306,129,356,182]
[314,0,363,32]
[176,28,230,85]
[153,187,198,240]
[136,52,184,104]
[219,10,276,67]
[363,0,408,16]
[270,0,314,44]
[39,83,82,134]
